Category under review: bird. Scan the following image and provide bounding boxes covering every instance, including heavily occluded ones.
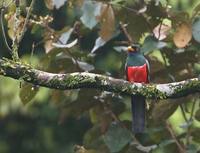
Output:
[125,43,150,133]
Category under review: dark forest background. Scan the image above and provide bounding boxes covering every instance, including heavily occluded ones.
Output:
[0,0,200,153]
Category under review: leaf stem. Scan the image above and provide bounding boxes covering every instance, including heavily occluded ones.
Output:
[0,8,12,53]
[18,0,35,42]
[166,121,186,153]
[12,2,20,61]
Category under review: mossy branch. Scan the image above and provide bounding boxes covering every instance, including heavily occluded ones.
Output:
[0,58,200,99]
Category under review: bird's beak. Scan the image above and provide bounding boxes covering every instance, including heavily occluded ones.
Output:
[127,46,135,52]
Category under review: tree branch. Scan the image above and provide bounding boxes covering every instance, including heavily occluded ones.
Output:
[0,58,200,99]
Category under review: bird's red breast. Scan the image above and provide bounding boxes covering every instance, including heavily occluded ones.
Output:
[127,64,148,83]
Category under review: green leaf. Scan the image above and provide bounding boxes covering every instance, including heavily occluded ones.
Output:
[104,123,132,153]
[80,1,101,29]
[186,144,198,153]
[83,125,104,148]
[179,120,193,129]
[192,2,200,17]
[19,83,39,105]
[151,101,178,124]
[192,17,200,43]
[193,63,200,74]
[159,139,175,148]
[141,35,167,54]
[152,139,177,153]
[191,128,200,143]
[195,109,200,121]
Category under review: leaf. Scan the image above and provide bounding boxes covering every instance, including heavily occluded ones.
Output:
[52,39,78,48]
[141,35,167,54]
[19,83,39,105]
[76,60,95,71]
[113,46,127,52]
[116,9,149,41]
[192,2,200,17]
[91,37,106,53]
[191,128,200,143]
[74,145,98,153]
[53,0,68,9]
[179,120,193,129]
[44,0,67,9]
[58,28,74,44]
[0,0,13,8]
[83,125,104,149]
[153,22,171,40]
[186,144,198,153]
[195,109,200,121]
[80,1,101,29]
[45,40,54,53]
[52,28,78,49]
[192,17,200,43]
[193,63,200,74]
[104,123,132,153]
[44,0,54,9]
[6,13,24,41]
[173,23,192,48]
[152,139,177,153]
[98,4,115,41]
[159,139,175,148]
[151,101,178,124]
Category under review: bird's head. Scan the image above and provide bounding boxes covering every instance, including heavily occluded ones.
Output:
[127,43,140,53]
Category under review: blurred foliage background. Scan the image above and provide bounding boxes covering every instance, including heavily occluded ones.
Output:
[0,0,200,153]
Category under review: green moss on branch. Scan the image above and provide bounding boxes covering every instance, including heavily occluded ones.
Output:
[0,58,200,100]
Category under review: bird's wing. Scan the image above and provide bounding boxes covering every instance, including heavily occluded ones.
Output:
[145,59,150,82]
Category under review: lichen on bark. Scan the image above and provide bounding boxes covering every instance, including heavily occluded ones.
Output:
[0,58,200,100]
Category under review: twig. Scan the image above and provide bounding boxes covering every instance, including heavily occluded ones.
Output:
[189,98,196,120]
[185,98,197,146]
[18,0,35,42]
[119,22,133,44]
[45,23,82,71]
[0,8,12,53]
[180,104,188,122]
[165,121,186,153]
[11,0,21,61]
[157,19,163,40]
[30,42,35,65]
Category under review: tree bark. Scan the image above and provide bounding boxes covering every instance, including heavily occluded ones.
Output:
[0,58,200,99]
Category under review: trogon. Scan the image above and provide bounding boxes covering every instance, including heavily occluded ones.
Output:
[125,44,150,133]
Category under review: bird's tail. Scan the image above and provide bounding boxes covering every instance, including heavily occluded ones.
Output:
[131,95,146,133]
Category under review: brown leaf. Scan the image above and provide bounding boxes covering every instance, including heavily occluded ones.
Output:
[173,23,192,48]
[44,40,54,53]
[6,13,24,41]
[98,4,115,41]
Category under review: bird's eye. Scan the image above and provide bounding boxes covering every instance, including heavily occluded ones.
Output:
[132,46,137,51]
